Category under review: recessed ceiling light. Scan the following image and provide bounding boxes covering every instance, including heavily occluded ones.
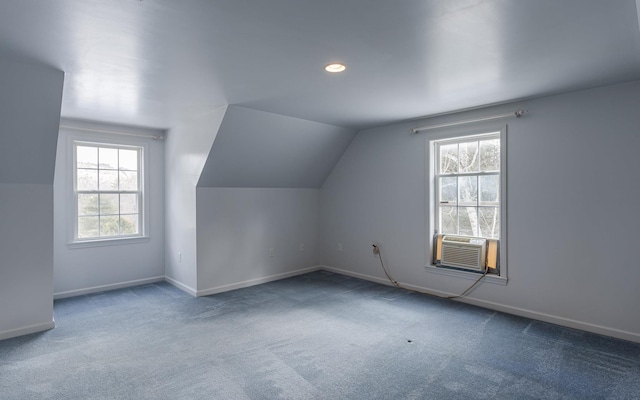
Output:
[325,63,346,73]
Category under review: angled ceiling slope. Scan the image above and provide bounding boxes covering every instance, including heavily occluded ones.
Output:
[197,106,356,189]
[0,53,64,184]
[2,1,640,131]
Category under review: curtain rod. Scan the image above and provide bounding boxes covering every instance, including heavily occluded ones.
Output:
[410,109,527,134]
[59,124,165,140]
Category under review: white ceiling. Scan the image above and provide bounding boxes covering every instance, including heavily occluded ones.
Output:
[1,0,639,130]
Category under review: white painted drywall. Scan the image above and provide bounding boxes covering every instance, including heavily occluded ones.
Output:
[52,120,166,297]
[197,106,356,188]
[0,184,56,339]
[196,187,319,294]
[320,80,640,341]
[0,55,63,340]
[164,105,227,293]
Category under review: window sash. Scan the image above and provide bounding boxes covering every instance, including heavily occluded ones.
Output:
[73,141,143,241]
[434,133,500,239]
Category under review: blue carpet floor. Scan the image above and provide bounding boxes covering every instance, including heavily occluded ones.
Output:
[1,271,639,399]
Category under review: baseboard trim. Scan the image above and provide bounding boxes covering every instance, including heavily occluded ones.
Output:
[451,295,640,344]
[0,320,56,341]
[53,276,165,299]
[321,265,391,286]
[164,276,198,297]
[197,266,322,297]
[319,266,640,344]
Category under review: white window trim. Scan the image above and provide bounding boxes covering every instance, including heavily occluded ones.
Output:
[424,124,508,285]
[65,130,151,249]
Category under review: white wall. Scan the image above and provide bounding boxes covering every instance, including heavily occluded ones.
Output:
[0,54,63,340]
[196,188,319,295]
[53,120,166,297]
[194,107,353,295]
[164,106,227,294]
[0,185,56,339]
[320,80,640,342]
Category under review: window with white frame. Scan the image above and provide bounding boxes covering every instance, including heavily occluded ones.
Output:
[434,132,502,239]
[73,141,143,240]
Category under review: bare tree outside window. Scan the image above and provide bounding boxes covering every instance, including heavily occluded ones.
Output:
[435,134,500,239]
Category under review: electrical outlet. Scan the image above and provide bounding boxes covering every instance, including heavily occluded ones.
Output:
[179,252,182,263]
[269,248,274,257]
[300,243,305,252]
[338,243,342,252]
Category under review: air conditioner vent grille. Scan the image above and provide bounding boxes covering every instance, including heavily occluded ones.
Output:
[444,236,471,243]
[440,235,487,271]
[441,246,482,270]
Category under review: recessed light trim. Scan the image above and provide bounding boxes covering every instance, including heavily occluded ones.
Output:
[325,63,346,73]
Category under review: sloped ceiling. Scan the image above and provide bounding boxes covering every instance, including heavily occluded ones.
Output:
[197,106,356,188]
[1,1,640,130]
[0,53,64,184]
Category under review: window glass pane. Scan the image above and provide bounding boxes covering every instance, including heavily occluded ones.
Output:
[459,141,479,173]
[479,207,500,239]
[479,175,499,204]
[119,149,138,171]
[74,143,144,241]
[78,216,99,238]
[119,171,138,191]
[99,194,119,215]
[459,176,477,205]
[459,206,478,236]
[77,169,98,191]
[440,206,457,234]
[120,194,138,214]
[100,216,120,237]
[99,170,119,191]
[439,177,457,204]
[439,144,458,174]
[120,214,139,235]
[480,139,500,171]
[78,194,98,216]
[77,146,97,169]
[99,148,118,170]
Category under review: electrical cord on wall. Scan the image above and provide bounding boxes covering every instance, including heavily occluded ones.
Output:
[372,244,488,300]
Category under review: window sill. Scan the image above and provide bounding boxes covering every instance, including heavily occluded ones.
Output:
[424,264,507,285]
[68,236,151,249]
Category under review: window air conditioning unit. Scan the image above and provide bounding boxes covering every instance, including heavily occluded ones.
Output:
[440,235,487,272]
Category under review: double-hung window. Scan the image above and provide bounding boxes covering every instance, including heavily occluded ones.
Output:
[73,142,143,240]
[434,133,501,238]
[429,126,507,281]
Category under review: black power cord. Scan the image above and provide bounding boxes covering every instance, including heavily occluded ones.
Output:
[372,244,488,300]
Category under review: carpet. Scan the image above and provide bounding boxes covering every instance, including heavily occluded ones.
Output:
[1,271,638,399]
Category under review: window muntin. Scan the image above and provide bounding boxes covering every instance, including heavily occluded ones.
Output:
[434,133,500,239]
[73,142,143,240]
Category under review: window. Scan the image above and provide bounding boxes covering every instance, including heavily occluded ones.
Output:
[73,141,143,241]
[434,132,501,239]
[427,126,507,282]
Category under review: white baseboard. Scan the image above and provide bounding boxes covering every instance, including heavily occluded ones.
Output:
[451,295,640,344]
[53,276,165,299]
[197,266,322,297]
[319,265,640,344]
[164,276,197,297]
[0,320,55,341]
[321,265,391,286]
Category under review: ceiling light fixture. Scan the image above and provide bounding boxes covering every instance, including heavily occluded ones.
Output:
[325,63,346,73]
